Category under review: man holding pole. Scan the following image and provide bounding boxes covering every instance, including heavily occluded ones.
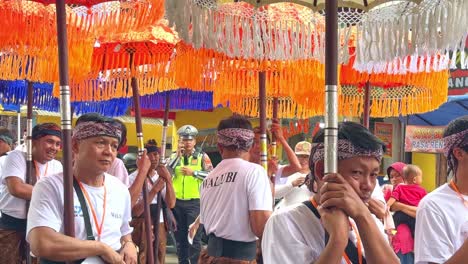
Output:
[26,113,137,263]
[0,123,62,263]
[168,124,213,264]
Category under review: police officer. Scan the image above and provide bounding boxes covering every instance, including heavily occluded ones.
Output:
[169,125,213,264]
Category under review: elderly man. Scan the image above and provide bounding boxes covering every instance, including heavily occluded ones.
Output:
[262,121,399,264]
[27,113,137,264]
[199,115,272,263]
[0,123,62,263]
[415,116,468,264]
[168,124,213,264]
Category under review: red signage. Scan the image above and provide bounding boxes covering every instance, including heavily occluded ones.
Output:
[448,36,468,95]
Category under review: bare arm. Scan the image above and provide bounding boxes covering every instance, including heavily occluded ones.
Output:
[158,166,176,209]
[391,202,417,218]
[314,236,347,264]
[128,151,151,207]
[29,227,118,262]
[355,213,399,264]
[386,197,396,208]
[270,119,301,177]
[248,210,271,239]
[132,178,165,217]
[5,177,33,200]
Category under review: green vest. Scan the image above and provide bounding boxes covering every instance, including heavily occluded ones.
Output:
[172,153,204,200]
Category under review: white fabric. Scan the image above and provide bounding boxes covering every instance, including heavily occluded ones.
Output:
[26,172,133,251]
[371,178,386,205]
[262,203,387,264]
[200,158,272,242]
[107,158,129,186]
[0,150,63,219]
[274,172,312,209]
[128,170,166,223]
[275,165,288,185]
[415,183,468,264]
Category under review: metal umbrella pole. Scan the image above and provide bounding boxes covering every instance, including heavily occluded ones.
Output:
[55,0,75,244]
[17,110,21,145]
[324,0,339,174]
[25,81,34,264]
[129,51,155,264]
[259,71,268,171]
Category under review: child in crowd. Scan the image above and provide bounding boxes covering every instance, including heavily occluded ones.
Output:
[387,165,427,237]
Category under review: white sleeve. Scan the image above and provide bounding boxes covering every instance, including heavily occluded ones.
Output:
[26,178,63,241]
[120,189,133,236]
[371,179,386,205]
[262,213,318,264]
[415,200,453,264]
[274,182,294,199]
[247,166,273,211]
[2,151,26,183]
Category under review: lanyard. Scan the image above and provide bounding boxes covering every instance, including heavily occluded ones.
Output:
[78,179,107,241]
[33,161,48,180]
[450,180,468,208]
[310,197,363,264]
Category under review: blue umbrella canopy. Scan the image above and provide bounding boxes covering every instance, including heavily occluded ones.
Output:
[403,95,468,126]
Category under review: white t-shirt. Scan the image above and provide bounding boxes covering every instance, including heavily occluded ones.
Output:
[415,183,468,264]
[107,158,129,186]
[262,203,387,264]
[0,150,63,219]
[200,158,272,242]
[27,172,133,252]
[274,172,312,209]
[128,170,166,223]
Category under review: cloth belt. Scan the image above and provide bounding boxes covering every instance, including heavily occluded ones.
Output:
[207,233,257,261]
[0,213,26,232]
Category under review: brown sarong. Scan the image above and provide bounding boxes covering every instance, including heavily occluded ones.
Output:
[0,228,26,263]
[198,249,257,264]
[131,218,167,264]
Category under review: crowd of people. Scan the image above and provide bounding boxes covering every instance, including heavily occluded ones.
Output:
[0,113,465,264]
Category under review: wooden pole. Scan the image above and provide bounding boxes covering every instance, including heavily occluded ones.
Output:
[130,52,155,264]
[25,81,33,264]
[259,72,268,171]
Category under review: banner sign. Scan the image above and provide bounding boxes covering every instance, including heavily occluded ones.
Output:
[405,125,446,153]
[374,122,393,157]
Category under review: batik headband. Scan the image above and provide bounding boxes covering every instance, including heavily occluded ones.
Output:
[145,144,160,154]
[311,139,384,164]
[217,128,255,151]
[32,123,62,140]
[72,121,121,142]
[443,129,468,157]
[0,135,13,146]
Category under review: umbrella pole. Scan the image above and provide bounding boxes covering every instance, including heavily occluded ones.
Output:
[363,81,371,129]
[129,52,155,264]
[55,0,75,245]
[324,0,339,174]
[25,81,33,264]
[153,93,171,264]
[259,72,268,171]
[270,97,279,197]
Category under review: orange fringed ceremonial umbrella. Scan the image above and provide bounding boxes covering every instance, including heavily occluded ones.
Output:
[57,23,179,102]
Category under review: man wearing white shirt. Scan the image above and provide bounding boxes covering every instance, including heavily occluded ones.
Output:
[415,116,468,264]
[199,115,272,263]
[27,113,137,263]
[0,123,62,263]
[274,141,313,209]
[262,122,399,264]
[129,139,176,264]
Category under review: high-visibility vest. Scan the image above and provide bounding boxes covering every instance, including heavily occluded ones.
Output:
[172,153,204,200]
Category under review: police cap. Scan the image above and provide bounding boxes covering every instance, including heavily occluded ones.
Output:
[177,125,198,140]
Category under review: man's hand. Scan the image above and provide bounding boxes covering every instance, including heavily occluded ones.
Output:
[367,199,386,220]
[156,165,172,183]
[119,241,138,264]
[136,150,151,175]
[270,119,285,142]
[181,167,194,176]
[100,244,124,264]
[319,173,370,221]
[188,220,200,242]
[318,206,349,249]
[291,176,306,187]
